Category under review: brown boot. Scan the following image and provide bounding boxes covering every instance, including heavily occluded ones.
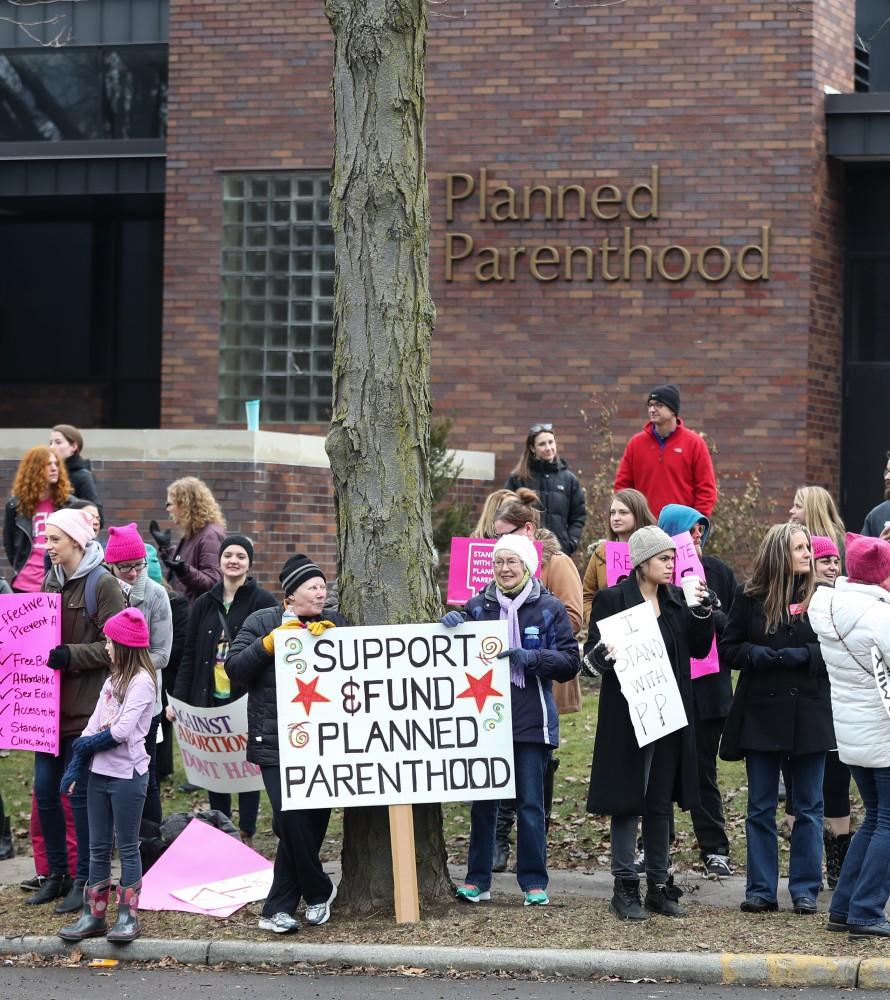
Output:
[58,879,111,941]
[107,880,141,943]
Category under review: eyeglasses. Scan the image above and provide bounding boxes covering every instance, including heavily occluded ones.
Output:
[493,526,520,540]
[529,423,553,434]
[493,558,523,569]
[114,560,146,574]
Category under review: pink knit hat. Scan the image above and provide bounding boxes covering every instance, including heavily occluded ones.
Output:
[46,508,94,550]
[846,532,890,586]
[811,535,839,562]
[103,608,150,648]
[105,523,147,564]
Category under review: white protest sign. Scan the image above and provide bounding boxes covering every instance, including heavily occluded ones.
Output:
[275,622,515,810]
[168,694,264,792]
[596,601,688,747]
[873,648,890,721]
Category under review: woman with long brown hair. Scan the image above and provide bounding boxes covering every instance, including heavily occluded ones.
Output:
[150,476,227,605]
[582,488,655,627]
[3,445,73,592]
[719,523,834,915]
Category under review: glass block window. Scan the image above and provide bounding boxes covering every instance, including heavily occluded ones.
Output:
[219,173,334,424]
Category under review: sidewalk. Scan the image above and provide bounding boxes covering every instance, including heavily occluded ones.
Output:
[3,854,890,990]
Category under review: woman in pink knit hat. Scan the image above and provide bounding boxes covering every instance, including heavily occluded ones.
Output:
[58,607,157,944]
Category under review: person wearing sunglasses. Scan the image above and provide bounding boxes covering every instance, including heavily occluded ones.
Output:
[105,523,173,828]
[504,423,586,556]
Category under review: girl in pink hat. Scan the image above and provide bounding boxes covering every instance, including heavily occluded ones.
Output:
[57,607,157,944]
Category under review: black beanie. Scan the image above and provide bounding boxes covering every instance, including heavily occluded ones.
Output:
[647,383,680,415]
[219,533,255,566]
[280,554,325,597]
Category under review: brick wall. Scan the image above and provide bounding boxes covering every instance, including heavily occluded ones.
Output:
[162,0,854,525]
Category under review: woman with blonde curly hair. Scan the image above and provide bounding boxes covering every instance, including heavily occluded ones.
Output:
[149,477,226,605]
[4,446,73,592]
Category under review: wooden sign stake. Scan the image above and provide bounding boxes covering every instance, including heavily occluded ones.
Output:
[388,804,420,923]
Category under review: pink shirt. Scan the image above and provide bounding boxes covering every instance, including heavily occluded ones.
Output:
[12,498,54,593]
[83,672,156,778]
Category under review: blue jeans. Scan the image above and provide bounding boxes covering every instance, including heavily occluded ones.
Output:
[745,750,825,903]
[208,790,260,838]
[830,765,890,926]
[466,741,550,893]
[34,735,90,880]
[87,770,149,887]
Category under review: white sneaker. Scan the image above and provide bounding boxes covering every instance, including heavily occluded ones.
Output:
[305,881,337,926]
[258,912,300,934]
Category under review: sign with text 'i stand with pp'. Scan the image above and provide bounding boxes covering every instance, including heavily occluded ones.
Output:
[0,593,62,754]
[595,601,687,747]
[275,622,514,810]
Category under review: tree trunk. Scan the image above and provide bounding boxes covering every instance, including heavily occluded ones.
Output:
[324,0,451,914]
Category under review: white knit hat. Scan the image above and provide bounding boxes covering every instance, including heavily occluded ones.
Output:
[628,525,676,569]
[492,534,539,576]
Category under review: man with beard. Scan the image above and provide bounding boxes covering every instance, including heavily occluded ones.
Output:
[861,452,890,540]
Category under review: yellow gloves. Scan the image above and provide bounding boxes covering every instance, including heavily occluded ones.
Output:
[261,617,305,654]
[306,619,337,637]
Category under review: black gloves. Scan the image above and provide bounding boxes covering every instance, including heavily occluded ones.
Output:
[47,645,70,671]
[166,558,187,579]
[149,519,172,554]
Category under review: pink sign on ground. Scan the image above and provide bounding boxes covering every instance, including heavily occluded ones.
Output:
[141,817,273,917]
[0,593,61,755]
[446,537,543,605]
[671,531,720,679]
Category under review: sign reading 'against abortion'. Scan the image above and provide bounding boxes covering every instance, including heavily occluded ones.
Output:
[596,601,687,747]
[275,622,515,810]
[0,593,61,754]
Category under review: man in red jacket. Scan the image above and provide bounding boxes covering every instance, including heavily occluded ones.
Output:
[614,384,717,517]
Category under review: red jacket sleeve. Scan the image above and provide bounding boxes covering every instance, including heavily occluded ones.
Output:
[614,439,635,492]
[691,436,718,516]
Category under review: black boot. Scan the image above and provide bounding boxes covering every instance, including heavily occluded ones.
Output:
[58,879,111,942]
[0,817,13,861]
[493,800,515,873]
[610,876,647,920]
[54,877,87,914]
[107,880,142,943]
[644,876,686,917]
[825,830,852,890]
[26,873,71,906]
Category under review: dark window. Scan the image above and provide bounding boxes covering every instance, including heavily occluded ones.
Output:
[0,45,167,141]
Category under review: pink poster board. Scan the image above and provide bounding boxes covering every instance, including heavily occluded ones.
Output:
[0,593,62,754]
[447,537,543,605]
[601,533,719,680]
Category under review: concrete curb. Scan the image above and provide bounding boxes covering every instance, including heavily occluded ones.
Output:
[0,936,881,987]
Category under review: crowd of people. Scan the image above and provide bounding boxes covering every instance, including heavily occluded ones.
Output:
[3,388,890,941]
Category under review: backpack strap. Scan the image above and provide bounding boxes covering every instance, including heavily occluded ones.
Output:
[84,564,114,625]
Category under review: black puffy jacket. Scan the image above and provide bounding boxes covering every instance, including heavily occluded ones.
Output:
[505,456,586,555]
[174,577,278,708]
[66,454,102,515]
[225,606,350,767]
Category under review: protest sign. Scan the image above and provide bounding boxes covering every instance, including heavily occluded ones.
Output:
[275,621,514,810]
[874,649,890,722]
[595,601,688,747]
[603,533,718,679]
[0,593,61,754]
[446,538,543,605]
[672,531,720,679]
[167,693,263,793]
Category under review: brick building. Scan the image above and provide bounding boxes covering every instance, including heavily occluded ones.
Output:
[0,0,888,537]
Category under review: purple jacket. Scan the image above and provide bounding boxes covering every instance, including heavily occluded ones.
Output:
[171,522,226,605]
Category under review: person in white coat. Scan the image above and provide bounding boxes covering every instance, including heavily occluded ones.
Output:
[809,532,890,940]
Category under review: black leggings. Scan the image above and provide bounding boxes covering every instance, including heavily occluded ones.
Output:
[783,751,850,819]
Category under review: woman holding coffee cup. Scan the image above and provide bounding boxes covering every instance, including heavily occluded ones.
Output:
[719,523,834,916]
[585,526,714,920]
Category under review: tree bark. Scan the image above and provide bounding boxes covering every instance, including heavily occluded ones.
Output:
[324,0,451,914]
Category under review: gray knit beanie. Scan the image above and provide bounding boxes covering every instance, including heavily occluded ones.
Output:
[629,525,676,569]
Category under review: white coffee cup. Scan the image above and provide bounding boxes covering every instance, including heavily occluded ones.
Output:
[681,574,703,607]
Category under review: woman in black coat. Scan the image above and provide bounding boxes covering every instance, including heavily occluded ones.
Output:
[719,522,833,916]
[585,526,714,920]
[226,553,347,934]
[168,534,277,843]
[504,423,586,556]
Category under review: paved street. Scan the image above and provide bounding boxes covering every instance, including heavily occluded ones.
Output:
[0,966,854,1000]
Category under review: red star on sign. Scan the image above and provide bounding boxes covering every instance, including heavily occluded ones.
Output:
[292,676,330,716]
[456,669,502,713]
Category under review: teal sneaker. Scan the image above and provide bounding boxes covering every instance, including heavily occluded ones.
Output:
[524,889,549,907]
[455,883,490,903]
